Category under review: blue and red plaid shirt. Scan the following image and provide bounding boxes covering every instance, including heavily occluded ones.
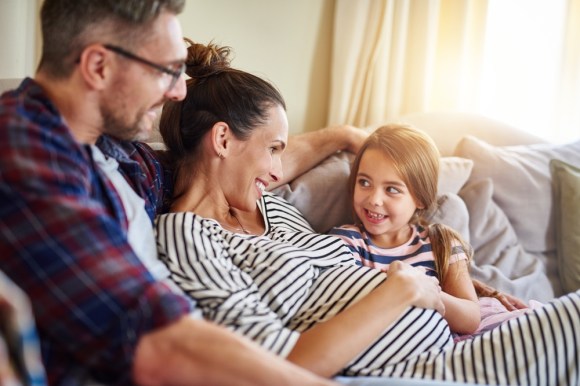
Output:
[0,78,191,385]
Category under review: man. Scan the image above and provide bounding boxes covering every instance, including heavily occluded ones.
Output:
[0,0,363,384]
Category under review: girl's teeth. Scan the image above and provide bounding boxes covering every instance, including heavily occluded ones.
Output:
[367,210,384,219]
[256,181,265,192]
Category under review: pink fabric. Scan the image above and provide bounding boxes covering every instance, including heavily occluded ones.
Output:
[454,297,543,342]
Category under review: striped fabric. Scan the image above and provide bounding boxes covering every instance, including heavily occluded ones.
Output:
[156,192,580,384]
[329,224,467,278]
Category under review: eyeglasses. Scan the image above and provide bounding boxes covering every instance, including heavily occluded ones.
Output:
[103,44,185,92]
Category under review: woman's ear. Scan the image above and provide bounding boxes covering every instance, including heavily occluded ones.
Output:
[211,122,231,158]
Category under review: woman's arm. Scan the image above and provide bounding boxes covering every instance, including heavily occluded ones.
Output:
[441,261,481,334]
[286,261,444,377]
[275,125,368,188]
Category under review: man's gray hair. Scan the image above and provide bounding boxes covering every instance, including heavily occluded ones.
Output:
[38,0,185,78]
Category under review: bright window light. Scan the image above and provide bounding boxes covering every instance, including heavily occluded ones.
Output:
[480,0,576,143]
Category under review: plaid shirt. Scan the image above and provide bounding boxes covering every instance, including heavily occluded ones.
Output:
[0,78,191,385]
[0,270,47,386]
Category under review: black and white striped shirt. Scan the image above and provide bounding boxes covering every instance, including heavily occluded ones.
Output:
[156,192,580,384]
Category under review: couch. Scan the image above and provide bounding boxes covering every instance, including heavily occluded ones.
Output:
[274,112,580,305]
[272,114,580,385]
[3,77,580,384]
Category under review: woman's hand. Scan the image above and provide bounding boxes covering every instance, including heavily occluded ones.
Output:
[386,261,445,315]
[472,278,527,311]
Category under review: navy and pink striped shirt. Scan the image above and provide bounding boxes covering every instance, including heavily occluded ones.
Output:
[329,223,467,278]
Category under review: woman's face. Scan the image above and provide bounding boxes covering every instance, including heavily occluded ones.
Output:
[225,104,288,211]
[353,148,422,248]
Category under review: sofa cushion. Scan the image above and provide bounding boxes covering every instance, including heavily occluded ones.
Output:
[550,159,580,293]
[454,136,580,253]
[458,178,554,301]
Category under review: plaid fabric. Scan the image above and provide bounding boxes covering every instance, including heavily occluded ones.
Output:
[0,78,191,385]
[0,270,47,386]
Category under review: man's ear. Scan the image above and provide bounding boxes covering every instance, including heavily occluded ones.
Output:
[77,44,110,91]
[211,122,232,158]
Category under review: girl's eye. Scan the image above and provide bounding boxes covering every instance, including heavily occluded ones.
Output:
[386,186,400,194]
[357,178,370,187]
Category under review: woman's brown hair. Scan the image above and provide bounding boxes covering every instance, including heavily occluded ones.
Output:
[159,38,286,203]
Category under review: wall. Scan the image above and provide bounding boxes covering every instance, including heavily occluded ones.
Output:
[0,0,333,135]
[0,0,40,78]
[180,0,335,134]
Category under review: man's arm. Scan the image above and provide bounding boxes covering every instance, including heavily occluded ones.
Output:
[275,125,368,188]
[134,316,338,386]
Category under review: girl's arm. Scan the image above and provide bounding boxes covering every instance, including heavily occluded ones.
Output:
[440,260,480,334]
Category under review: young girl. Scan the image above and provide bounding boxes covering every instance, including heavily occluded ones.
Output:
[329,124,481,335]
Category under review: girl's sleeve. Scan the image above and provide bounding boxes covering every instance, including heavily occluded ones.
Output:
[155,212,300,357]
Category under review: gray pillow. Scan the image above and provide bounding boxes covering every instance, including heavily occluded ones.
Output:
[273,152,354,233]
[454,136,580,253]
[458,178,555,302]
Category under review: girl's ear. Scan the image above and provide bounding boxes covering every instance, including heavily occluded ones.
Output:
[211,122,231,158]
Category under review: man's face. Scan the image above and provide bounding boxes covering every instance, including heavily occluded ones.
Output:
[101,11,187,141]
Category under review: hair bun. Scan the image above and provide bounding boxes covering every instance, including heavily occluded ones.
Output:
[184,38,232,78]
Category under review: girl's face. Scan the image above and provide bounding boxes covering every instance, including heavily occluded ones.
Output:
[353,148,423,248]
[225,104,288,211]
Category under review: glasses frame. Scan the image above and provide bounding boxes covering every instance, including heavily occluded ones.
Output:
[103,44,185,91]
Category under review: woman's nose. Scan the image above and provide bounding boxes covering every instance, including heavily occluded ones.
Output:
[270,158,283,183]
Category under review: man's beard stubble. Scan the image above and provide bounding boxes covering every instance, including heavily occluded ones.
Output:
[101,104,150,142]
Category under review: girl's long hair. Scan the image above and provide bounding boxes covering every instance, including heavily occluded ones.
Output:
[350,124,472,283]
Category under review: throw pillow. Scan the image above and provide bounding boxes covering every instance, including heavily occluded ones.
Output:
[438,157,473,194]
[454,136,580,253]
[550,159,580,293]
[427,193,470,243]
[458,178,554,302]
[273,152,354,233]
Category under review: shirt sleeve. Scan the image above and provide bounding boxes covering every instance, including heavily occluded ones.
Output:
[0,101,190,381]
[156,212,300,357]
[328,226,364,264]
[449,240,469,264]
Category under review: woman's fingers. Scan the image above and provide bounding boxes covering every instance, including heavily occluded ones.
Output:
[387,261,444,313]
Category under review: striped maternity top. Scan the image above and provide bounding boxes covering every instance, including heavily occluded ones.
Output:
[155,192,580,384]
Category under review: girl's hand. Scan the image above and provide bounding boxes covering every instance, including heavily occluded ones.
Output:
[386,261,445,315]
[472,278,528,310]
